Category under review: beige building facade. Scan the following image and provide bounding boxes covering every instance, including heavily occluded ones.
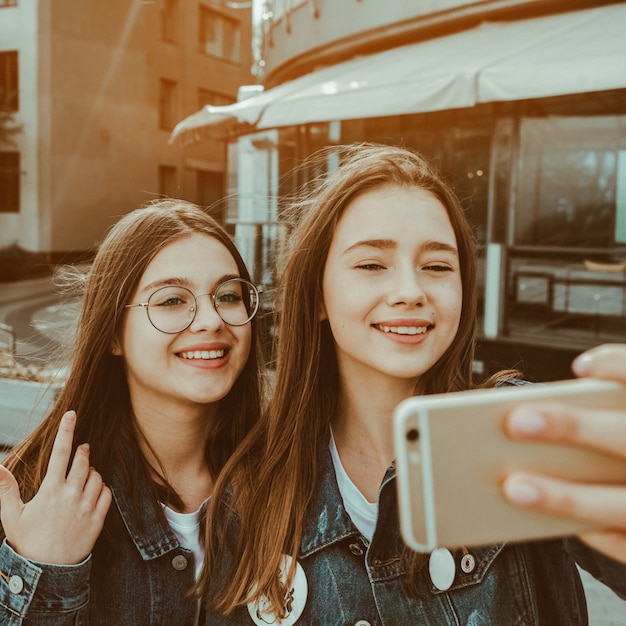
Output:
[0,0,252,255]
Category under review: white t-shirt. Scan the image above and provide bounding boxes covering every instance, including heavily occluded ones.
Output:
[162,499,209,625]
[329,431,378,543]
[162,498,208,580]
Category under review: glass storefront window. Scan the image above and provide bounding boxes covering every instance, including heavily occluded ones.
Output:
[515,116,626,251]
[351,112,493,244]
[502,115,626,355]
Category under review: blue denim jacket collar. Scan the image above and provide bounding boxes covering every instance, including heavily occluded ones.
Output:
[299,438,396,558]
[109,462,181,562]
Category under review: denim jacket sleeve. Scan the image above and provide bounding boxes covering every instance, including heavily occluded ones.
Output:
[566,537,626,601]
[0,539,90,625]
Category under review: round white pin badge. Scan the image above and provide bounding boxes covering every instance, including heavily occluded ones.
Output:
[247,555,307,625]
[429,547,455,591]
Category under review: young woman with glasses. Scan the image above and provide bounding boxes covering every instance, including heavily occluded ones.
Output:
[202,144,626,624]
[0,199,264,624]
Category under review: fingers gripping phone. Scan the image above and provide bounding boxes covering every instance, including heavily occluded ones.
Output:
[393,378,626,553]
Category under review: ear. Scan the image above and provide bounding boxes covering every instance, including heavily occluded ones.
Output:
[318,301,328,322]
[111,339,122,356]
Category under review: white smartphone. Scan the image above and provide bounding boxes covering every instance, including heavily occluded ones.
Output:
[393,378,626,553]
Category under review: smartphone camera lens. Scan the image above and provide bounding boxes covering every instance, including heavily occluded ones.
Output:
[406,428,419,442]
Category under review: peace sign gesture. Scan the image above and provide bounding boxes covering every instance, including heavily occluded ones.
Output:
[0,410,112,565]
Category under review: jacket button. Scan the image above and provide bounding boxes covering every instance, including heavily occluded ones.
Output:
[354,621,371,626]
[348,542,364,556]
[460,553,476,574]
[171,555,189,571]
[8,575,24,594]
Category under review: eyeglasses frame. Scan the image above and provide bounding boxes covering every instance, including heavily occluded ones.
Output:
[125,278,262,333]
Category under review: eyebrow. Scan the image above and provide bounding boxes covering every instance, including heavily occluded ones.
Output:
[343,239,395,254]
[421,241,459,256]
[141,273,241,293]
[342,239,458,256]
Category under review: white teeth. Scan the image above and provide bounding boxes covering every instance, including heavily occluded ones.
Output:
[379,325,427,335]
[179,350,225,360]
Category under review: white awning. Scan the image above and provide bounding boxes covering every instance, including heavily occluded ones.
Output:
[171,4,626,142]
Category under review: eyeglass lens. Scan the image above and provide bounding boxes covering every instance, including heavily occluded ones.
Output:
[146,279,258,333]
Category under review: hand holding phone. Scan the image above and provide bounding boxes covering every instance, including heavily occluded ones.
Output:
[394,378,626,553]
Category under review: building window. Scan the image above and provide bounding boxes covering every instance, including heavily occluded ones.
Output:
[158,79,177,130]
[0,152,20,213]
[198,88,232,109]
[501,114,626,355]
[197,169,224,221]
[158,165,177,197]
[161,0,178,43]
[515,116,626,249]
[0,51,18,111]
[198,6,241,63]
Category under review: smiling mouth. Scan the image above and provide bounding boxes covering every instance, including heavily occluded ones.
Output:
[178,349,226,360]
[375,324,432,335]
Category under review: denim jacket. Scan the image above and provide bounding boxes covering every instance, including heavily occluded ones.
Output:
[0,459,201,625]
[207,444,626,626]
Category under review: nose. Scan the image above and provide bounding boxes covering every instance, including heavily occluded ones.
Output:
[188,293,224,331]
[387,267,427,307]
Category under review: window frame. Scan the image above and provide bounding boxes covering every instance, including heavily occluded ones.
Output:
[198,5,241,64]
[160,0,178,44]
[158,78,178,131]
[0,50,19,112]
[0,151,20,213]
[158,164,177,198]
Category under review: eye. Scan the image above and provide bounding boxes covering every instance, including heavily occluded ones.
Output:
[356,262,385,271]
[423,264,454,273]
[151,287,193,307]
[153,294,189,308]
[215,290,244,304]
[161,296,185,306]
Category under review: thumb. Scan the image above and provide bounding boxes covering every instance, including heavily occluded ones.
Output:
[572,344,626,381]
[0,465,24,528]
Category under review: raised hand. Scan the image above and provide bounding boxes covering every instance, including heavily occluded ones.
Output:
[0,410,112,565]
[502,344,626,563]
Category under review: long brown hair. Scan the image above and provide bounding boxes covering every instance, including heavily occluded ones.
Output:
[203,143,480,615]
[4,199,263,529]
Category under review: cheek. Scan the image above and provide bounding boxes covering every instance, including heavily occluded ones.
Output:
[324,279,366,317]
[434,284,464,336]
[121,314,166,361]
[120,316,140,350]
[449,285,464,333]
[320,283,341,324]
[238,327,253,361]
[432,280,463,310]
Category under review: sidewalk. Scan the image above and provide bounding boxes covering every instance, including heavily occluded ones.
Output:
[0,275,59,331]
[0,276,73,363]
[580,567,626,625]
[0,277,67,448]
[0,276,56,305]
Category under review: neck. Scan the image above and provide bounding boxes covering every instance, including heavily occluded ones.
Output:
[331,375,418,502]
[133,401,216,512]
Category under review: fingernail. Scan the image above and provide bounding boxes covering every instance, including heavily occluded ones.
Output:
[504,477,540,505]
[509,408,546,435]
[572,352,592,377]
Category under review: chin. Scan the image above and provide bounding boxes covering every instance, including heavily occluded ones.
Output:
[188,389,230,405]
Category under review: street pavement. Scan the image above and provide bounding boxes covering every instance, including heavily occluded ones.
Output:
[0,275,75,365]
[1,277,626,623]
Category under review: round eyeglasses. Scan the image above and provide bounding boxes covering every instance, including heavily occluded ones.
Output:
[125,278,261,333]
